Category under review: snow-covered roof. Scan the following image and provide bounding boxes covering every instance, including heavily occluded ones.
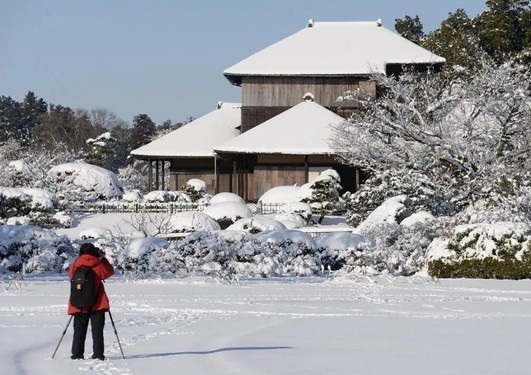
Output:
[131,102,242,158]
[214,101,346,155]
[224,21,445,84]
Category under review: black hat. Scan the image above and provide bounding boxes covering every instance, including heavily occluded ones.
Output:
[79,243,97,256]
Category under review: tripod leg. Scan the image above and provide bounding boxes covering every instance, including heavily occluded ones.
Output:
[52,315,74,359]
[107,311,125,359]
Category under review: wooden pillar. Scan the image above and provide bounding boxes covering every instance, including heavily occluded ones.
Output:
[304,155,309,183]
[214,156,219,194]
[232,160,238,195]
[242,156,247,201]
[155,160,160,190]
[148,159,153,191]
[161,160,165,190]
[355,169,361,192]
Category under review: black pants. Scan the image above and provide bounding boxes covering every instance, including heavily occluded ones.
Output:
[71,310,106,358]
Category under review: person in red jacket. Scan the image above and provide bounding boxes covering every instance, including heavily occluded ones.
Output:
[68,243,114,360]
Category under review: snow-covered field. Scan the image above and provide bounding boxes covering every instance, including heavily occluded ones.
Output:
[2,275,531,375]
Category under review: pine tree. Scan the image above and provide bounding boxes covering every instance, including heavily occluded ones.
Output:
[0,96,22,144]
[422,9,483,71]
[129,114,156,150]
[84,132,118,171]
[475,0,530,61]
[20,91,47,147]
[394,15,425,44]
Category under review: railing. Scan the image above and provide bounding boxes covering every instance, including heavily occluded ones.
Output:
[68,200,345,216]
[70,201,208,214]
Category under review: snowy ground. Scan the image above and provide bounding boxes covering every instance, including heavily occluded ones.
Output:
[2,275,531,375]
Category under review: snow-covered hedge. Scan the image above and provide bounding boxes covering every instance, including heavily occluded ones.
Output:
[48,162,124,203]
[427,222,531,279]
[115,230,322,279]
[0,225,75,274]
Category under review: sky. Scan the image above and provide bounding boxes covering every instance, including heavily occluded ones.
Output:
[1,0,487,126]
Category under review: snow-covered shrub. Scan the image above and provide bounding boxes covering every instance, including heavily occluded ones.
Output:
[360,220,441,276]
[300,169,343,217]
[115,230,321,279]
[203,201,253,229]
[209,192,245,205]
[181,178,210,203]
[84,132,118,171]
[317,232,371,271]
[280,202,313,223]
[343,170,451,228]
[258,186,301,205]
[167,211,221,233]
[254,230,319,276]
[143,190,191,203]
[0,188,60,228]
[0,191,32,219]
[117,162,149,194]
[53,211,73,228]
[356,195,412,233]
[48,162,124,204]
[0,225,75,274]
[227,216,287,233]
[427,222,531,279]
[117,237,170,276]
[122,189,143,202]
[6,160,33,187]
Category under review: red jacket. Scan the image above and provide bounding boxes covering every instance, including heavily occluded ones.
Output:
[68,254,114,315]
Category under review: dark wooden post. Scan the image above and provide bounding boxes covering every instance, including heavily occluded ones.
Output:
[148,159,153,191]
[155,160,160,190]
[232,160,238,195]
[161,160,165,190]
[304,155,309,183]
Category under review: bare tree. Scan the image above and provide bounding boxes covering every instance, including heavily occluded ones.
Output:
[90,108,128,131]
[331,57,531,206]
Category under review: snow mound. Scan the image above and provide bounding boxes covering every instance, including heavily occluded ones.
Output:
[227,216,287,233]
[143,190,192,203]
[0,187,57,210]
[400,211,434,227]
[316,231,369,250]
[48,162,123,201]
[254,229,316,249]
[427,222,531,261]
[168,211,221,232]
[203,201,253,221]
[259,186,302,204]
[185,178,208,192]
[209,192,245,205]
[357,195,410,232]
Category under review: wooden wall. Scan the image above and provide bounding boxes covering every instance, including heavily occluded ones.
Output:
[242,76,376,107]
[169,158,233,194]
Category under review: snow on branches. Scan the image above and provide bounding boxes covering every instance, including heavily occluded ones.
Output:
[331,58,531,209]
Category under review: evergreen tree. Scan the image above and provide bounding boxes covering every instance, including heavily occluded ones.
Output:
[129,114,156,150]
[395,15,425,44]
[422,9,483,71]
[474,0,530,61]
[520,7,531,48]
[0,96,22,144]
[110,123,132,170]
[84,132,118,171]
[20,91,47,147]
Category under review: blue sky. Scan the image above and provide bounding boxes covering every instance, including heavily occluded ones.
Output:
[1,0,487,125]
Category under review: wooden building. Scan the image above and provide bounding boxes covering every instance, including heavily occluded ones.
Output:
[131,20,445,201]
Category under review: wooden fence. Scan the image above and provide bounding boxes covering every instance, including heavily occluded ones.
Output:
[69,201,345,216]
